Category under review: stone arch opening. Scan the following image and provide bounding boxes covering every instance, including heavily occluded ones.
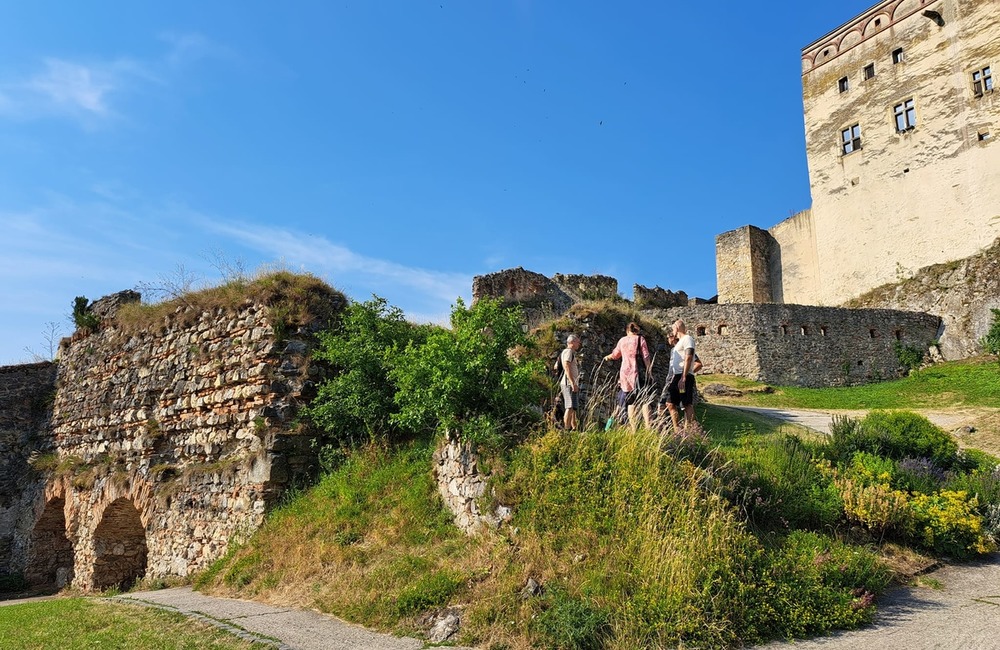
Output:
[25,497,75,589]
[92,498,148,591]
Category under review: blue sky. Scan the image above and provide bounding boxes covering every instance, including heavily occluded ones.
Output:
[1,1,877,365]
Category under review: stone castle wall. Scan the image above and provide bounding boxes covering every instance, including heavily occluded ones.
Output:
[544,302,940,392]
[1,282,345,591]
[719,0,1000,309]
[0,362,56,579]
[472,268,620,329]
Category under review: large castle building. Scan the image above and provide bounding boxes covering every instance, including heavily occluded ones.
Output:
[716,0,999,306]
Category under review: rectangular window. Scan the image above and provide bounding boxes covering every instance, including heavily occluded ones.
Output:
[973,66,993,96]
[892,48,905,64]
[838,76,849,93]
[864,63,876,79]
[842,124,862,154]
[894,99,916,131]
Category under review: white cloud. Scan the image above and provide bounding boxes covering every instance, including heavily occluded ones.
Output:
[159,31,233,67]
[205,220,473,305]
[28,58,115,115]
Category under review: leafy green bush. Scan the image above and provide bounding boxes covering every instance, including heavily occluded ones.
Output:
[844,451,897,487]
[391,298,544,446]
[726,435,842,531]
[533,585,612,650]
[741,531,889,640]
[908,490,994,558]
[305,296,427,447]
[981,308,1000,360]
[893,341,924,372]
[829,411,959,468]
[72,296,99,331]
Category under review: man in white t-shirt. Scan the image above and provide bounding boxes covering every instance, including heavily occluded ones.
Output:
[559,334,582,430]
[666,319,698,432]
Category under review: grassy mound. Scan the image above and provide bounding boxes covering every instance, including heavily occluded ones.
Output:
[198,418,891,649]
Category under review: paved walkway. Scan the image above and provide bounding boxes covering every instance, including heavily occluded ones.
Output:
[113,587,474,650]
[719,405,972,435]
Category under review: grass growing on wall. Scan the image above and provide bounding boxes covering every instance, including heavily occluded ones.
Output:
[113,270,345,338]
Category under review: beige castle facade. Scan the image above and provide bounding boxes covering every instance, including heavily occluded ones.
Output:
[717,0,1000,306]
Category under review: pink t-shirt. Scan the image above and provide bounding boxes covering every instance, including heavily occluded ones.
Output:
[609,334,650,392]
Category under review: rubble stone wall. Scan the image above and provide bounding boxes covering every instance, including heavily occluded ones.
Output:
[0,362,56,578]
[1,283,344,592]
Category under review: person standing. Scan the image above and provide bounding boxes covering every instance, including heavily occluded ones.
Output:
[559,334,582,430]
[666,319,698,432]
[603,322,653,430]
[658,331,702,430]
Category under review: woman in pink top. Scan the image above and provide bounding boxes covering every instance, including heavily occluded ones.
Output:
[603,322,653,430]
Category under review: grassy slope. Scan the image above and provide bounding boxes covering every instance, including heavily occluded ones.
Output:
[700,357,1000,410]
[193,359,998,648]
[0,599,256,650]
[197,408,886,649]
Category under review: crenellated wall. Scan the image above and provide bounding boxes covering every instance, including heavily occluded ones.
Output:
[1,278,345,592]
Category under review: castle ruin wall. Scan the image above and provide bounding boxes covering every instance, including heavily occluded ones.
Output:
[0,362,56,579]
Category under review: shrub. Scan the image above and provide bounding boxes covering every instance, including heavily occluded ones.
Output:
[907,490,995,558]
[893,341,924,372]
[305,296,427,447]
[391,298,544,446]
[741,531,889,640]
[981,308,1000,360]
[895,457,948,495]
[726,435,842,531]
[71,296,99,331]
[836,478,911,537]
[829,411,959,468]
[844,451,897,487]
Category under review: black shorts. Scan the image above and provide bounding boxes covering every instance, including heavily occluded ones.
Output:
[668,373,696,407]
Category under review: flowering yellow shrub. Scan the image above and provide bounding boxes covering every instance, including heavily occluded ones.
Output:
[836,478,910,535]
[908,490,996,558]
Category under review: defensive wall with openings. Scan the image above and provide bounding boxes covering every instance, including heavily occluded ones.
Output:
[0,278,345,592]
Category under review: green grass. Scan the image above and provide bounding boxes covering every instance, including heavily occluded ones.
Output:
[702,357,1000,409]
[0,598,257,650]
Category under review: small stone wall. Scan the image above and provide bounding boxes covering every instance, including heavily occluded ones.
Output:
[633,285,689,309]
[433,438,488,535]
[846,238,1000,360]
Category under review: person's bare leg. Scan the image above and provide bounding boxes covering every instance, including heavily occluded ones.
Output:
[641,403,653,430]
[684,404,697,431]
[667,404,681,432]
[564,407,577,431]
[627,404,639,431]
